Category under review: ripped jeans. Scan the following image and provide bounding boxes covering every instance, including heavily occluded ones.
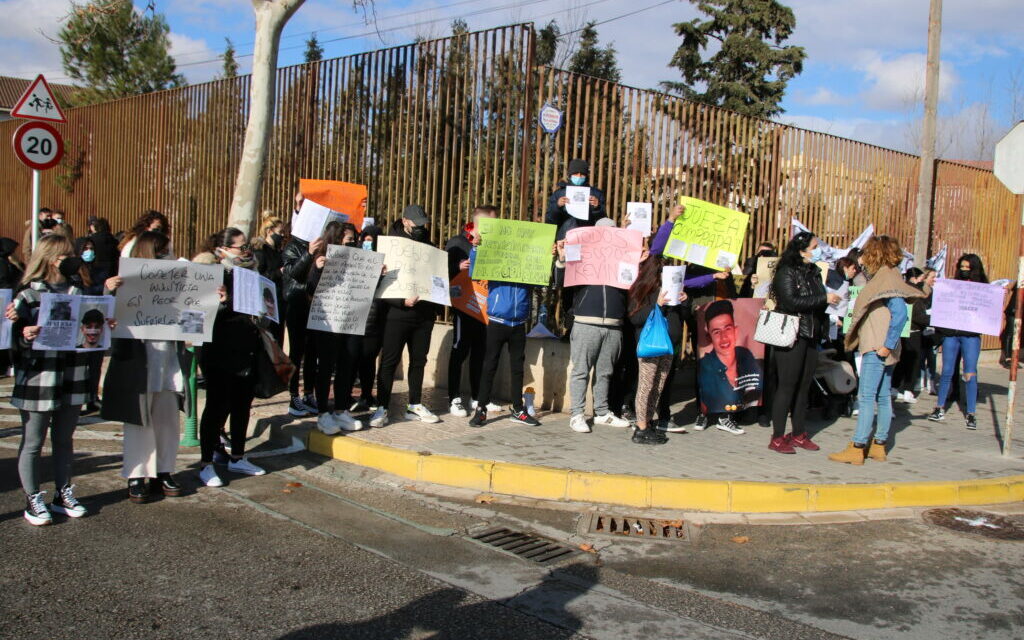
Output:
[936,335,980,414]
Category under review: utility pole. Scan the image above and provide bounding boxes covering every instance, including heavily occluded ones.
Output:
[913,0,943,266]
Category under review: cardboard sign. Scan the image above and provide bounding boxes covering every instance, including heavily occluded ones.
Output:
[232,267,279,324]
[472,218,556,286]
[33,294,114,352]
[375,236,451,305]
[308,244,385,335]
[930,279,1006,336]
[113,258,223,343]
[753,256,779,298]
[450,270,488,324]
[299,178,368,229]
[696,298,766,414]
[664,197,748,270]
[563,226,644,289]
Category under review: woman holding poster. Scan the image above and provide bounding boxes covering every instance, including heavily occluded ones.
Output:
[829,236,924,465]
[7,235,95,525]
[102,232,191,503]
[927,254,990,431]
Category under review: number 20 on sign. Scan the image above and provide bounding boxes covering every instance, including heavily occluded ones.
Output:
[12,121,64,171]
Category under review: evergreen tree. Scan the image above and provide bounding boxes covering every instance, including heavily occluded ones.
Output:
[661,0,805,118]
[58,0,185,105]
[567,22,620,82]
[304,33,324,63]
[221,38,239,78]
[535,20,560,67]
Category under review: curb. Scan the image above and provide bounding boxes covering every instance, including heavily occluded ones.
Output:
[307,431,1024,513]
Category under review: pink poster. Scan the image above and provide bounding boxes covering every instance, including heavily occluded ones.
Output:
[930,278,1006,337]
[563,226,644,290]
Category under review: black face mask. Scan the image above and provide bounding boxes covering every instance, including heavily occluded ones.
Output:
[757,249,776,258]
[270,233,284,246]
[345,240,359,248]
[409,226,428,242]
[59,257,84,279]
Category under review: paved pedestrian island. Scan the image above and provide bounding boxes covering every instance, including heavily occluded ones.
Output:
[308,363,1024,513]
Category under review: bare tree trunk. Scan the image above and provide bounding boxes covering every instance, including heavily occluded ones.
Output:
[228,0,305,236]
[912,0,942,265]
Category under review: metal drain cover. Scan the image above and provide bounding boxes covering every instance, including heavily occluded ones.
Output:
[470,527,578,564]
[923,509,1024,540]
[579,513,689,542]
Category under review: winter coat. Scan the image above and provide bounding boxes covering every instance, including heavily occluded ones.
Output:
[101,338,191,425]
[772,261,828,341]
[544,180,607,240]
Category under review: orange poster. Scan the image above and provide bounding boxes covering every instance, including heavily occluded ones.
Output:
[300,179,368,228]
[450,270,488,324]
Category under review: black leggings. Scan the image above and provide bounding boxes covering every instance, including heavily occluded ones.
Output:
[476,322,527,412]
[313,330,362,414]
[894,332,922,394]
[286,300,317,397]
[656,347,681,422]
[448,311,486,403]
[358,332,382,402]
[771,337,818,438]
[609,322,638,413]
[376,312,434,409]
[200,369,256,463]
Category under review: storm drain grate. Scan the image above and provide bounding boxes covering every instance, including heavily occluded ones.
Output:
[923,508,1024,540]
[470,527,578,564]
[579,513,689,542]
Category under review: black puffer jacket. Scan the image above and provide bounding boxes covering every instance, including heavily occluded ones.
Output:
[772,261,828,341]
[544,180,607,241]
[281,237,313,305]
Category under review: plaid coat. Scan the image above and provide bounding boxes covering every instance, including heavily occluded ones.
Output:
[11,281,92,412]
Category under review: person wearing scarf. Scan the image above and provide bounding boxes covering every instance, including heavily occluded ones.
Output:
[830,235,924,465]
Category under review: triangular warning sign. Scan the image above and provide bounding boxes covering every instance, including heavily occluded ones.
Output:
[10,75,67,123]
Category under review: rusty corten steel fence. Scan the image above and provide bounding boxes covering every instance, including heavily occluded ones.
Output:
[1,23,1020,342]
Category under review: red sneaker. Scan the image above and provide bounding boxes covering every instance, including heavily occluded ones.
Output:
[789,433,820,451]
[769,436,796,454]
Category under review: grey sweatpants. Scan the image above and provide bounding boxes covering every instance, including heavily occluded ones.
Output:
[18,405,80,495]
[569,323,622,416]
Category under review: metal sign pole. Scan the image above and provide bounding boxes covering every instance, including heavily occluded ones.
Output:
[31,169,40,250]
[1004,197,1024,457]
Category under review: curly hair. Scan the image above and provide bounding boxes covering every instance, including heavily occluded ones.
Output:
[859,235,902,273]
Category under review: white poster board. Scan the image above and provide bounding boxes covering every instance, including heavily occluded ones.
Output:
[33,293,114,351]
[375,236,451,306]
[661,266,686,306]
[0,289,11,350]
[232,267,279,324]
[291,199,348,243]
[113,258,223,343]
[626,202,653,237]
[564,186,591,220]
[308,244,385,335]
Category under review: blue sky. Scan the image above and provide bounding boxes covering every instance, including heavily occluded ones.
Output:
[4,0,1022,160]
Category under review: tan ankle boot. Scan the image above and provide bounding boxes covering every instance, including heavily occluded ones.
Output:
[867,441,887,461]
[828,442,866,465]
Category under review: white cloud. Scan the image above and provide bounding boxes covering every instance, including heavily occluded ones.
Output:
[797,87,850,106]
[0,0,69,81]
[167,31,235,83]
[857,51,958,112]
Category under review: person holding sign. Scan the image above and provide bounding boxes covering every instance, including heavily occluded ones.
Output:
[196,228,268,487]
[101,232,191,503]
[281,212,321,418]
[350,225,387,414]
[768,232,841,455]
[544,159,606,240]
[927,254,991,431]
[369,207,443,428]
[829,236,924,465]
[8,235,111,525]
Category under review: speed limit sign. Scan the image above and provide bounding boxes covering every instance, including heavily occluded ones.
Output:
[12,121,63,171]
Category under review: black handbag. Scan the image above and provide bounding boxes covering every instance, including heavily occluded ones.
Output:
[253,325,294,399]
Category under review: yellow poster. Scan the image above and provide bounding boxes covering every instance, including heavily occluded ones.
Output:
[663,197,748,270]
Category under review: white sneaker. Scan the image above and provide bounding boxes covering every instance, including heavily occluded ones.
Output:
[570,414,591,433]
[24,491,52,526]
[486,402,503,413]
[449,398,469,418]
[593,413,630,428]
[332,410,364,431]
[228,458,266,476]
[902,391,918,404]
[715,416,745,435]
[405,404,440,423]
[692,414,708,431]
[369,407,389,428]
[199,464,224,487]
[317,413,342,435]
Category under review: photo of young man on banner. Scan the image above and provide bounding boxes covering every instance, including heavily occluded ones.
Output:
[696,299,765,414]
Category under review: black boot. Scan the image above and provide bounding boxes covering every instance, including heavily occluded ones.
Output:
[128,478,150,504]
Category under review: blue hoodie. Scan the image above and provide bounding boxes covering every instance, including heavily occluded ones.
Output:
[469,247,531,326]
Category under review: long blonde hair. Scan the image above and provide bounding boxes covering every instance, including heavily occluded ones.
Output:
[21,235,76,286]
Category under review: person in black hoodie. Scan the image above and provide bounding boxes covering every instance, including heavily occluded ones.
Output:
[281,218,323,417]
[768,232,841,454]
[368,206,443,428]
[0,238,22,377]
[444,205,495,417]
[349,225,386,413]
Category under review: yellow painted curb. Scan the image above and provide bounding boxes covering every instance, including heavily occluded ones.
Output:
[306,432,1024,513]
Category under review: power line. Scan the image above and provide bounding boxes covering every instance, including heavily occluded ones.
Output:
[554,0,676,39]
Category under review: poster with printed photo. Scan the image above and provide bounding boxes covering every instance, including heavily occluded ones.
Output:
[695,298,766,414]
[33,293,79,351]
[76,296,114,352]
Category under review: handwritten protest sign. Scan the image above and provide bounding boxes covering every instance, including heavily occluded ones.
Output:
[753,256,779,298]
[376,236,451,305]
[308,245,384,335]
[291,199,348,243]
[0,289,11,350]
[626,202,652,237]
[34,294,114,352]
[564,226,644,289]
[450,270,488,323]
[930,278,1006,336]
[300,178,368,229]
[232,267,279,324]
[843,286,911,337]
[472,218,556,286]
[565,186,590,220]
[663,197,748,270]
[113,258,222,343]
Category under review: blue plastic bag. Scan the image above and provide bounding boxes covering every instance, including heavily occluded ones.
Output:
[636,307,674,358]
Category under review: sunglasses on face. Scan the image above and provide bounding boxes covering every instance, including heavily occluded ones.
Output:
[225,243,251,252]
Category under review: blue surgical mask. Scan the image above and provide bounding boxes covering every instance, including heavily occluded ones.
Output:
[569,175,586,186]
[81,249,95,263]
[361,240,374,251]
[810,246,823,263]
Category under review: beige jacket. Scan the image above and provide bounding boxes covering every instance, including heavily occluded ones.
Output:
[845,266,925,365]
